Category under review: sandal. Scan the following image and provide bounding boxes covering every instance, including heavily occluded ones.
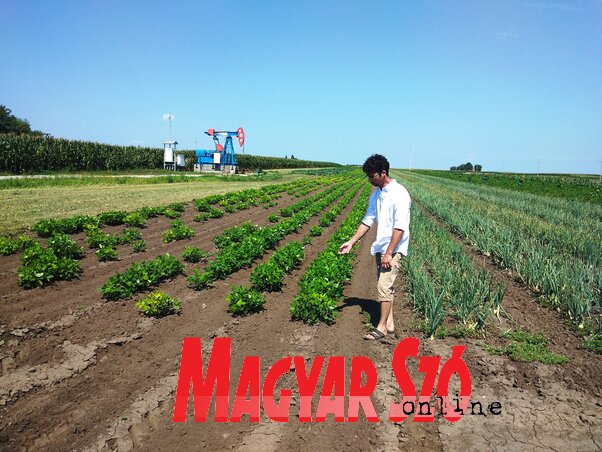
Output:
[364,329,386,341]
[387,329,398,338]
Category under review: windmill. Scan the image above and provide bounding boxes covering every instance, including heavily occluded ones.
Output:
[162,113,175,140]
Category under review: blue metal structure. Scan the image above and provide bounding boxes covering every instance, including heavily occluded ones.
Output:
[195,149,215,166]
[195,127,244,171]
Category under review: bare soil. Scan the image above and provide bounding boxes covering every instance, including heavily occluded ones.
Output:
[1,189,601,451]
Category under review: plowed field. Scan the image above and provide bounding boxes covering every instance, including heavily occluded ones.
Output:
[1,182,601,452]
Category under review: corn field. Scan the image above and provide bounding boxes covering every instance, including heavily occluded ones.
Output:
[0,135,340,173]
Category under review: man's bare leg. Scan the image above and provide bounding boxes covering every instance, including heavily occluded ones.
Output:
[386,302,395,333]
[377,300,392,334]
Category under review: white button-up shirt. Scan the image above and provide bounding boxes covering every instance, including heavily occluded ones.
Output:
[361,179,411,256]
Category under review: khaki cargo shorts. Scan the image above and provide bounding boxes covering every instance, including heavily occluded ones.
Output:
[375,252,403,302]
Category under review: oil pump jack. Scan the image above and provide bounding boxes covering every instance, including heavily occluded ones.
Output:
[195,127,245,173]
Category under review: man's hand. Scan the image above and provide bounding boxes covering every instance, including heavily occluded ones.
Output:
[339,224,369,255]
[380,252,393,269]
[338,241,353,254]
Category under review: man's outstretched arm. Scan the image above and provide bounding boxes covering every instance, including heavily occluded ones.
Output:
[338,222,371,254]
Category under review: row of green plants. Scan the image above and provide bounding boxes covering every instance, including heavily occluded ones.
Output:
[100,178,352,312]
[212,222,259,250]
[20,178,325,240]
[409,173,602,268]
[227,242,305,315]
[85,224,145,261]
[2,177,324,257]
[415,169,602,205]
[278,193,326,218]
[187,179,361,289]
[1,177,334,291]
[276,176,351,219]
[290,183,372,324]
[286,179,332,197]
[249,242,305,292]
[206,179,347,254]
[187,178,363,292]
[404,206,505,338]
[396,171,601,339]
[133,246,211,316]
[193,183,289,212]
[236,154,341,172]
[226,180,363,315]
[32,202,187,238]
[191,178,329,220]
[4,178,322,247]
[18,234,84,288]
[411,173,602,232]
[5,177,343,297]
[291,167,357,176]
[192,190,279,221]
[100,254,184,300]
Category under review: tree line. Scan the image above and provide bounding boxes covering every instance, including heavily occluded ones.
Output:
[0,105,45,136]
[450,162,482,172]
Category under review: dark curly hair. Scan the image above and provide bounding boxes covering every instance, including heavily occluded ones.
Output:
[362,154,389,176]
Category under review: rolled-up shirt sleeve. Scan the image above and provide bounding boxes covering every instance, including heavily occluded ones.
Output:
[361,193,376,227]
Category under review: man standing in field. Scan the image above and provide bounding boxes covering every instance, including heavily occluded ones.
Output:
[338,154,411,340]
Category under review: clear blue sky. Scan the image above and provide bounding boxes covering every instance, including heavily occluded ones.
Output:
[1,0,601,174]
